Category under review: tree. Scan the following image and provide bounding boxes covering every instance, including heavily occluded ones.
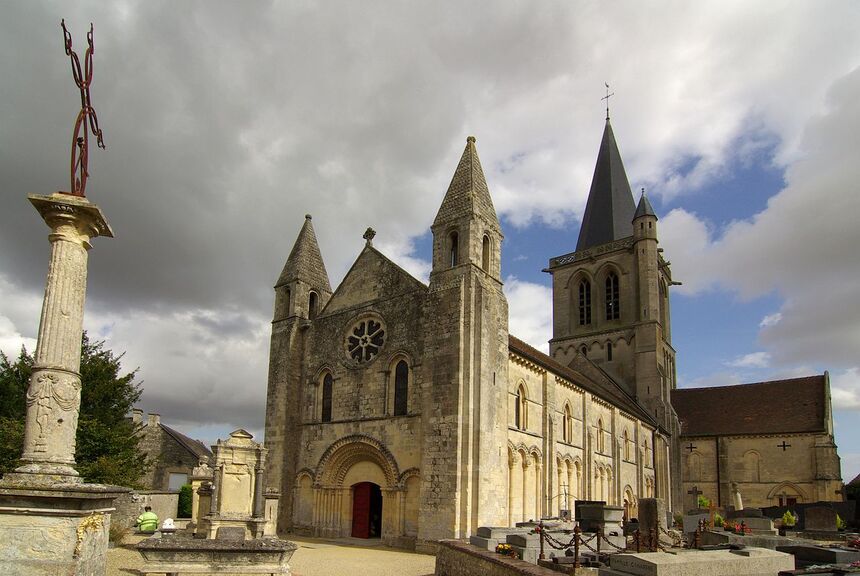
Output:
[0,333,148,487]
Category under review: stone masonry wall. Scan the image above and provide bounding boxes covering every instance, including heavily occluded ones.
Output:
[435,540,560,576]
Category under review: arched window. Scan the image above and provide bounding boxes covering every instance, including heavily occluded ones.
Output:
[562,404,572,443]
[309,291,319,319]
[449,231,459,267]
[515,384,528,430]
[394,360,409,416]
[606,341,613,362]
[578,280,592,325]
[597,419,605,453]
[605,272,619,320]
[743,451,761,482]
[623,429,630,460]
[482,235,491,273]
[321,373,333,422]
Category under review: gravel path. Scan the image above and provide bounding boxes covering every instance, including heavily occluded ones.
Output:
[108,534,436,576]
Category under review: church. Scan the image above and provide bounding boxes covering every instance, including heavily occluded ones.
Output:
[261,118,841,550]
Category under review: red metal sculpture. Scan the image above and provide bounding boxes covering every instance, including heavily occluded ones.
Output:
[61,19,105,197]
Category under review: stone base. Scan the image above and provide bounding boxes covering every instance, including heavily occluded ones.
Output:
[603,548,794,576]
[0,478,128,576]
[136,536,297,575]
[206,514,267,540]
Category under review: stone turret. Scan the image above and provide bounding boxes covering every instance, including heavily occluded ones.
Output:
[420,136,509,542]
[274,214,332,321]
[265,214,331,534]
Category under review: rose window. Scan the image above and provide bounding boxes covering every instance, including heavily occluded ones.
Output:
[346,317,386,363]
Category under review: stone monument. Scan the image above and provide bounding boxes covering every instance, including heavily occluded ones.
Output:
[205,429,269,539]
[0,21,127,576]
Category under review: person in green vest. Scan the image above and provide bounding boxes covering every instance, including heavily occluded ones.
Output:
[135,506,158,533]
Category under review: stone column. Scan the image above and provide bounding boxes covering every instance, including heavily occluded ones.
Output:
[253,466,266,518]
[11,193,112,483]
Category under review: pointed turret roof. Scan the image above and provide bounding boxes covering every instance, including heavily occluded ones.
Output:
[576,119,636,251]
[634,190,657,220]
[276,214,332,291]
[433,136,498,227]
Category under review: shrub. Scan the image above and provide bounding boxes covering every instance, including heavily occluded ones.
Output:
[697,495,710,508]
[781,510,796,527]
[714,513,724,527]
[177,484,193,518]
[837,514,846,530]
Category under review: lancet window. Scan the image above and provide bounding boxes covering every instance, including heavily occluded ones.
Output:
[605,272,619,320]
[578,280,592,325]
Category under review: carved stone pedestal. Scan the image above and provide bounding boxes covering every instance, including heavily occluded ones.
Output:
[0,481,128,576]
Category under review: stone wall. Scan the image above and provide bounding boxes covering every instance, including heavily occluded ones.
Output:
[112,491,179,533]
[435,540,560,576]
[681,433,841,510]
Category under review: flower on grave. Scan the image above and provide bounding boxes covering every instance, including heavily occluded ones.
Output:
[781,511,797,528]
[847,538,860,549]
[495,543,512,554]
[850,560,860,568]
[713,513,724,527]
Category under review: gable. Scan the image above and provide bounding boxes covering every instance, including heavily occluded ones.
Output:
[322,245,428,316]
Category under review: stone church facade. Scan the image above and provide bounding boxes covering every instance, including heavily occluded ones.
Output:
[263,120,683,549]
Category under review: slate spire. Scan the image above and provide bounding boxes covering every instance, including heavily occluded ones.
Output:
[276,214,332,291]
[576,119,637,251]
[433,136,499,227]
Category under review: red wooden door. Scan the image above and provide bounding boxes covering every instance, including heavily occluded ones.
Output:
[351,482,371,538]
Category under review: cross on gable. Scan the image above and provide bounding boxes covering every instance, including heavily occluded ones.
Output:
[686,442,697,453]
[777,441,792,451]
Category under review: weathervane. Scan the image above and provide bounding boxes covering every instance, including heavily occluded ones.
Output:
[61,19,105,197]
[602,82,614,120]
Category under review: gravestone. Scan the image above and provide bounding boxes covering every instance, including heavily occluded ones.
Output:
[607,548,794,576]
[803,507,837,532]
[638,498,668,536]
[578,504,624,535]
[682,512,710,534]
[469,526,530,550]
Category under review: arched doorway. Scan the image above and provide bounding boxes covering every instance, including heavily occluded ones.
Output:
[351,482,382,538]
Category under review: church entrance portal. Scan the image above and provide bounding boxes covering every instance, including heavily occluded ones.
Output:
[351,482,382,538]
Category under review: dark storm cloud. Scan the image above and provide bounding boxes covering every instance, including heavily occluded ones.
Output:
[2,0,859,432]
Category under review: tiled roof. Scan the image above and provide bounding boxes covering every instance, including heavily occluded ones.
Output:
[671,375,827,437]
[161,424,213,460]
[508,335,657,427]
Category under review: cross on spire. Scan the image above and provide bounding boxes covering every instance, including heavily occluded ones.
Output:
[602,82,614,120]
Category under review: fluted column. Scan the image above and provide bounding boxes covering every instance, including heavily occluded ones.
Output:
[13,193,112,483]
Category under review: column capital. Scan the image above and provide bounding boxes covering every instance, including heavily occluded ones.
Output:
[29,193,113,246]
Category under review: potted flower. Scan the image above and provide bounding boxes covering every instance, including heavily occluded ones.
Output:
[780,511,796,536]
[723,521,736,533]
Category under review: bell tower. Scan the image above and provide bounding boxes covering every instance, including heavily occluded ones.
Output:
[545,117,681,508]
[419,136,509,542]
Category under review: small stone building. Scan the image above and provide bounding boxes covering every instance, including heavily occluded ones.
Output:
[264,120,682,549]
[134,409,213,491]
[672,375,843,510]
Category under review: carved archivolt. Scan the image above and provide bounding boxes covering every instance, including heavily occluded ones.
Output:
[315,434,400,488]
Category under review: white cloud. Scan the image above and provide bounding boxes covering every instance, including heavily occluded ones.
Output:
[830,368,860,411]
[759,313,782,328]
[726,352,770,369]
[504,276,552,353]
[661,67,860,370]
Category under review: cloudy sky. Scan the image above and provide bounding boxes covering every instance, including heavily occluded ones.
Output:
[1,1,859,481]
